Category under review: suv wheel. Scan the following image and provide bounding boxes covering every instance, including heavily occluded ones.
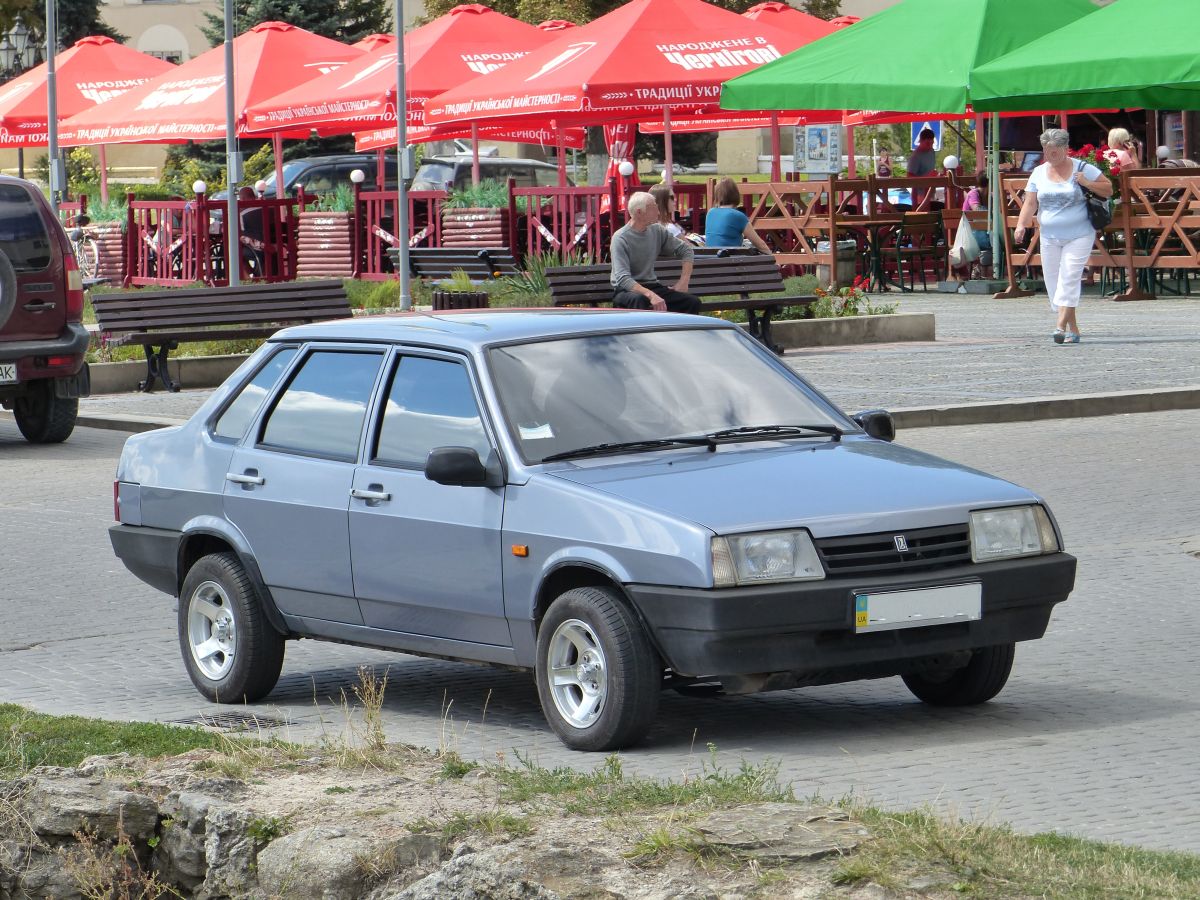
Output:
[902,643,1015,706]
[0,248,15,329]
[14,379,78,444]
[535,586,660,751]
[179,552,285,703]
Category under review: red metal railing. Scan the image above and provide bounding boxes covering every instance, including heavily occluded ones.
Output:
[356,187,448,280]
[59,195,87,226]
[512,180,617,262]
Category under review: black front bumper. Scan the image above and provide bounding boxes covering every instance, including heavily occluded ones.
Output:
[626,553,1076,678]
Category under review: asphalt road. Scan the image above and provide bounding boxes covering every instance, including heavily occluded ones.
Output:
[1,411,1198,852]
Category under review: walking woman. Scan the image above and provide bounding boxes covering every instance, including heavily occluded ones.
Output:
[1014,128,1113,344]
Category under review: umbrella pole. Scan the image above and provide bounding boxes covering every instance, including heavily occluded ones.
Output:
[662,107,673,187]
[272,133,285,199]
[376,148,385,189]
[846,123,856,177]
[98,145,109,204]
[223,0,240,287]
[770,112,781,182]
[990,112,1002,281]
[555,119,567,187]
[394,0,411,311]
[471,121,480,187]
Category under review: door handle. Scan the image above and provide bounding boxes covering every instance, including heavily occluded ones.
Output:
[350,486,391,502]
[22,301,56,313]
[226,472,265,486]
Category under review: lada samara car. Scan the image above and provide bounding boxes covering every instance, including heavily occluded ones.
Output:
[109,310,1076,751]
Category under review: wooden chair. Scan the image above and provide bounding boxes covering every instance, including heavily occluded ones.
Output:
[880,212,946,291]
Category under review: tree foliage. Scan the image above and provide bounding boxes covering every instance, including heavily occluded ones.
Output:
[801,0,843,19]
[0,0,123,59]
[201,0,391,47]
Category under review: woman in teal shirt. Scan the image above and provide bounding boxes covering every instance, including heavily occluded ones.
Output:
[704,177,772,253]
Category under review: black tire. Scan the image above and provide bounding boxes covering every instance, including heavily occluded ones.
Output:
[535,586,661,752]
[0,247,15,329]
[178,552,284,704]
[902,643,1015,706]
[13,379,78,444]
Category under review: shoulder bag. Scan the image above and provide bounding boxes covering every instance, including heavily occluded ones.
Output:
[1076,161,1113,230]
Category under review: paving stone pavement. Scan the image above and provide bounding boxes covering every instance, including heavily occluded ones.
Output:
[2,406,1198,853]
[59,291,1200,426]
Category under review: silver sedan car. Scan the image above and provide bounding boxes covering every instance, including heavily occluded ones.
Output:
[110,309,1076,751]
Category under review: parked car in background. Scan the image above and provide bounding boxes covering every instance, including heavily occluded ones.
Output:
[109,310,1076,751]
[0,176,90,443]
[410,155,572,191]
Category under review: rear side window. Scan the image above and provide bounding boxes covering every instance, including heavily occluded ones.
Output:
[534,166,562,187]
[212,347,297,441]
[0,184,51,271]
[259,350,383,460]
[295,165,335,194]
[373,356,490,468]
[412,162,455,190]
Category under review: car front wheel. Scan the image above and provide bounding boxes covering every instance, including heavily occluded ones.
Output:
[179,552,284,703]
[14,379,78,444]
[536,586,660,752]
[902,643,1015,706]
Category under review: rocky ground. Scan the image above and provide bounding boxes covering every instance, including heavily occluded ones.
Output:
[0,740,971,900]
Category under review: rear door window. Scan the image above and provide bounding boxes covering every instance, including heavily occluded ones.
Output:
[259,349,384,460]
[0,184,51,271]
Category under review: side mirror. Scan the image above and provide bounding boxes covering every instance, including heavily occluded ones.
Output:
[425,446,502,487]
[852,409,896,442]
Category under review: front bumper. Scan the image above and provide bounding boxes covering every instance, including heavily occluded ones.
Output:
[626,552,1076,678]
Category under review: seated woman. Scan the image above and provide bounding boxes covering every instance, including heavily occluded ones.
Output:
[648,182,684,238]
[704,177,772,253]
[952,174,994,292]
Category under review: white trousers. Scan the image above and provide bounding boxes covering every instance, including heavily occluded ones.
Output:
[1041,233,1094,309]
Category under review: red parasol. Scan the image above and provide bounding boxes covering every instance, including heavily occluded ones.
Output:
[424,0,817,131]
[0,36,173,148]
[58,22,362,146]
[353,34,395,52]
[245,5,557,143]
[536,20,578,32]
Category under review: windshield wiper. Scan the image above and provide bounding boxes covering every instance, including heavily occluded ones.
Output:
[703,424,843,447]
[541,436,710,463]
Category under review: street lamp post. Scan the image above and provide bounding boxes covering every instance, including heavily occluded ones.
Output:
[0,20,40,178]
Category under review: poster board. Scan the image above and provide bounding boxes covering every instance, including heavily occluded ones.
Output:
[794,124,841,175]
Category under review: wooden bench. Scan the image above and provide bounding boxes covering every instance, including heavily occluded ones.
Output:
[545,253,816,354]
[392,247,521,281]
[93,279,351,393]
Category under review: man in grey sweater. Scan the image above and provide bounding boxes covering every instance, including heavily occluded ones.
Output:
[610,192,701,313]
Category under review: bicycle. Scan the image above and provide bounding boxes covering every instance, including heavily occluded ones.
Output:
[68,215,100,280]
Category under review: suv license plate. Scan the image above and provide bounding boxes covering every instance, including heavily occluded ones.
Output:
[854,583,981,633]
[0,363,17,385]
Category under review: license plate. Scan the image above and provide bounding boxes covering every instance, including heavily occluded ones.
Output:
[854,583,981,633]
[0,363,16,385]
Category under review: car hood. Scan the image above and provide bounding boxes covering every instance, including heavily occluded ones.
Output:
[545,438,1037,537]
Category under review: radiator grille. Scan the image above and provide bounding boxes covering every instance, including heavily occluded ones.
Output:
[815,524,971,578]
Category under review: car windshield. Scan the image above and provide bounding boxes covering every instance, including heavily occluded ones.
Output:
[488,327,847,465]
[411,162,455,190]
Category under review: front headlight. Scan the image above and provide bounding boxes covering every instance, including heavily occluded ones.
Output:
[711,530,825,588]
[969,505,1059,562]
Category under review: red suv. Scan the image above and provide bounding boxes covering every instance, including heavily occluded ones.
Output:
[0,176,90,443]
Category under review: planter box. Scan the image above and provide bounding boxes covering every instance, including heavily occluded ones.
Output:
[90,222,125,283]
[440,207,511,248]
[296,210,353,278]
[770,312,935,349]
[431,290,489,310]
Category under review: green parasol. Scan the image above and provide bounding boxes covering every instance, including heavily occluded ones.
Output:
[973,0,1200,112]
[719,0,1097,114]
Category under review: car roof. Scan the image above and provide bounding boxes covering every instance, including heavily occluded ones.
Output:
[421,156,558,168]
[272,308,734,352]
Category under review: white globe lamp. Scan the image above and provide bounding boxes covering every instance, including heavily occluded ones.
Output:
[192,180,207,195]
[1157,145,1171,161]
[350,169,366,184]
[254,179,268,195]
[942,154,960,172]
[617,160,635,177]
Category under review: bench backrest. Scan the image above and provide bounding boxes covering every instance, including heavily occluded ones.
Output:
[93,279,350,335]
[404,247,520,280]
[547,254,785,306]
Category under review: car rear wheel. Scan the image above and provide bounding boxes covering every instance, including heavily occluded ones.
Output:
[902,643,1015,706]
[535,586,660,751]
[179,552,284,703]
[0,248,15,328]
[13,379,78,444]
